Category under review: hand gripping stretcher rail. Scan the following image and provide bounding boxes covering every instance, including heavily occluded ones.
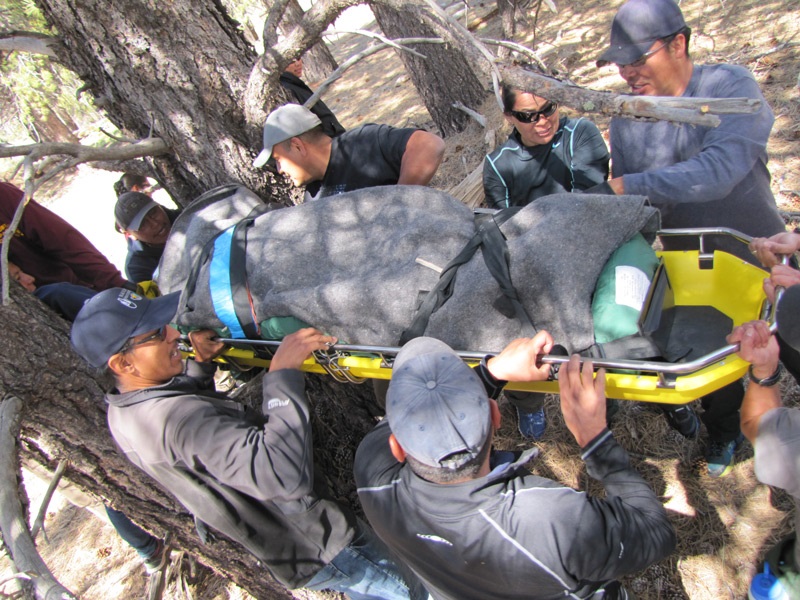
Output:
[180,228,778,405]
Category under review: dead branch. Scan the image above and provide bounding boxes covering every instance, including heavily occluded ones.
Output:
[30,461,68,543]
[452,101,486,127]
[0,138,169,162]
[479,38,548,72]
[1,159,34,306]
[0,396,76,600]
[325,29,428,58]
[500,65,759,126]
[0,31,57,58]
[305,37,445,108]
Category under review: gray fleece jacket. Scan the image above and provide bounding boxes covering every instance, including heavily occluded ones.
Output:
[611,63,784,263]
[105,361,356,588]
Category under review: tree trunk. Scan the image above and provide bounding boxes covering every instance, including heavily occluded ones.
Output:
[33,0,292,207]
[371,2,488,137]
[497,0,519,59]
[283,0,339,83]
[26,106,80,144]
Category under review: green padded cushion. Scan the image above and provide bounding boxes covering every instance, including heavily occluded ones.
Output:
[592,233,659,344]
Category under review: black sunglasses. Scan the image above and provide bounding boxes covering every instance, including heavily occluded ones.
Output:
[509,102,558,124]
[121,325,168,353]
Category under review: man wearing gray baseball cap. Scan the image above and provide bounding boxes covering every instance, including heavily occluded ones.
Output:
[70,288,426,599]
[354,332,676,600]
[253,103,445,201]
[593,0,787,477]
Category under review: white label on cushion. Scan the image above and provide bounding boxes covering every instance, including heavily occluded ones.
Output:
[614,266,650,310]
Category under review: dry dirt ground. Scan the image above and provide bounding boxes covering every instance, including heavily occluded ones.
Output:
[2,0,800,598]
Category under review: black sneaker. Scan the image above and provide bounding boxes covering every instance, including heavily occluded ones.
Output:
[663,405,700,438]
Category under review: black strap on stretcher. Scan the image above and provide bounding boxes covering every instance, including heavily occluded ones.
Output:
[400,207,537,345]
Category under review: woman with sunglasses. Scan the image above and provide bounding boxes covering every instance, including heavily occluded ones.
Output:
[483,84,610,209]
[483,84,611,440]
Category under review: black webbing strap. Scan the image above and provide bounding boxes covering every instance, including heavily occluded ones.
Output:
[399,208,535,344]
[229,216,259,339]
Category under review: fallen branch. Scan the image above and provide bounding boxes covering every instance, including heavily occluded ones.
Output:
[0,396,76,600]
[30,461,68,543]
[304,37,446,108]
[0,137,169,162]
[452,101,486,127]
[500,65,760,126]
[1,159,34,306]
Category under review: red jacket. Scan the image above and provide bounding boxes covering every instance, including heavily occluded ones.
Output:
[0,182,128,290]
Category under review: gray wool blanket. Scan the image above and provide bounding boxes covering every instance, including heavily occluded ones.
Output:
[157,185,660,353]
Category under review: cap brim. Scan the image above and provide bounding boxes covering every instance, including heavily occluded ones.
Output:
[394,337,458,371]
[253,148,272,169]
[127,200,159,231]
[129,292,181,339]
[596,40,654,68]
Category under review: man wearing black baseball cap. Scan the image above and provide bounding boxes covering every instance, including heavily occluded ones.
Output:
[354,332,676,600]
[594,0,787,477]
[114,192,180,282]
[70,288,426,599]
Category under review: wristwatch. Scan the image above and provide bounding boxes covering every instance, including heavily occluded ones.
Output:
[748,363,783,387]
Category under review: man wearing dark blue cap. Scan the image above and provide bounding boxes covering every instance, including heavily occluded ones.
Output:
[354,332,676,600]
[70,288,426,599]
[595,0,787,477]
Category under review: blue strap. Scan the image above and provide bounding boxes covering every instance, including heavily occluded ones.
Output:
[209,226,246,338]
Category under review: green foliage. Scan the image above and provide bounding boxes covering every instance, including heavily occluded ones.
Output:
[0,0,106,146]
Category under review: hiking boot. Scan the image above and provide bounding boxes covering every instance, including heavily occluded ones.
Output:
[143,539,170,575]
[706,434,744,478]
[663,405,700,439]
[516,406,547,440]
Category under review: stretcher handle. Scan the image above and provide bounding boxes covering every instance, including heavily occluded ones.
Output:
[206,337,754,377]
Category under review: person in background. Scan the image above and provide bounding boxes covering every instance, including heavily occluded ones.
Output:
[280,57,345,138]
[483,83,609,439]
[253,104,445,201]
[114,192,180,282]
[113,173,158,198]
[1,181,133,292]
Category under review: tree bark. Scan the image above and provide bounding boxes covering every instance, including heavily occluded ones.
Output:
[33,0,293,206]
[283,0,339,83]
[371,2,488,136]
